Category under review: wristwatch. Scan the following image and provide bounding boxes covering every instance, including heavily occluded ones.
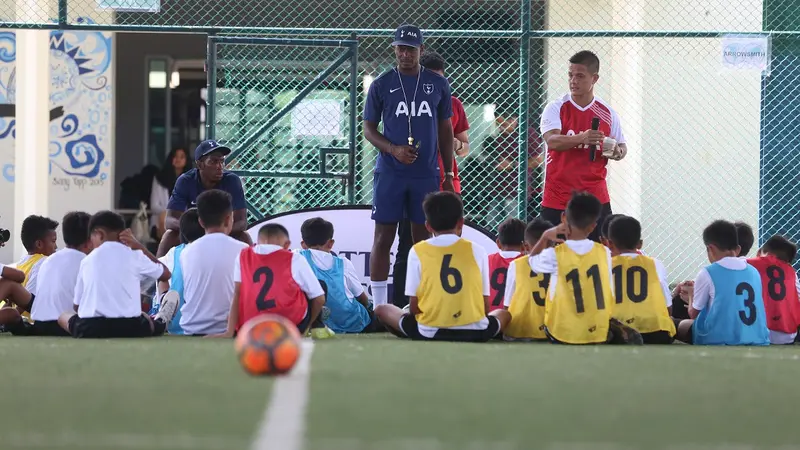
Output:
[444,172,455,178]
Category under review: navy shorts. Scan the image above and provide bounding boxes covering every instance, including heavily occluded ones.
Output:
[371,171,439,224]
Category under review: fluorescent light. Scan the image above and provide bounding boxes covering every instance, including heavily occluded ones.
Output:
[169,71,180,89]
[483,104,496,122]
[149,70,167,89]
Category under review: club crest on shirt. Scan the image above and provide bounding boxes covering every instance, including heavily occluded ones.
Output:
[423,84,434,95]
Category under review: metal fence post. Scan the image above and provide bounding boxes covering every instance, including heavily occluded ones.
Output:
[58,0,67,26]
[206,34,217,140]
[517,0,531,220]
[348,33,358,204]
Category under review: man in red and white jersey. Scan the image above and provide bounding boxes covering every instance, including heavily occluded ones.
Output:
[539,50,627,242]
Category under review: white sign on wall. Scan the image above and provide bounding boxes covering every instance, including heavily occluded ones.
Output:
[246,206,500,302]
[721,35,771,73]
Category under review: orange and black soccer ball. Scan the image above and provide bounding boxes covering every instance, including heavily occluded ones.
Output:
[235,314,302,376]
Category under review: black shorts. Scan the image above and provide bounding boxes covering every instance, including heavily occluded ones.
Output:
[641,330,675,345]
[398,314,501,342]
[7,319,70,337]
[68,315,162,338]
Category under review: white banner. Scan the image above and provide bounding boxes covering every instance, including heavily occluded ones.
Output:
[97,0,160,12]
[247,206,499,301]
[721,35,771,73]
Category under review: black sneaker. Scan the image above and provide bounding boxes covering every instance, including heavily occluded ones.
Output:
[609,318,644,345]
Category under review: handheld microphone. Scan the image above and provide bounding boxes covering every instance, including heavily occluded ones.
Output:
[589,117,600,161]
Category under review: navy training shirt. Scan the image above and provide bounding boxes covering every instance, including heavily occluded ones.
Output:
[363,67,453,178]
[167,168,247,211]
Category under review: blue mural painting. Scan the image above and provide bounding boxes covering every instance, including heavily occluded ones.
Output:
[0,22,112,182]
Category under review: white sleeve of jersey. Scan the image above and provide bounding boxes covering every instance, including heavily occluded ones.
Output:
[653,258,672,308]
[503,260,517,308]
[405,248,422,297]
[610,108,626,144]
[540,101,562,135]
[692,268,713,311]
[291,253,325,299]
[471,245,491,297]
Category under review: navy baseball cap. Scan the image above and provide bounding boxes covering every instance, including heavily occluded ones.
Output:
[194,139,231,161]
[392,24,423,48]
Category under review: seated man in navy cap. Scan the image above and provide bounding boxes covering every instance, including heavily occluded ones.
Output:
[156,140,252,257]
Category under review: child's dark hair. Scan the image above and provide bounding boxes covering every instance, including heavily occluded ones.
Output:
[608,216,641,250]
[601,213,625,240]
[420,51,446,73]
[20,215,59,252]
[89,210,126,233]
[301,217,334,247]
[259,223,289,240]
[525,217,553,243]
[565,191,602,229]
[61,212,91,248]
[179,208,204,244]
[734,221,754,256]
[497,218,526,246]
[762,235,798,264]
[702,220,739,252]
[423,192,463,232]
[196,189,232,228]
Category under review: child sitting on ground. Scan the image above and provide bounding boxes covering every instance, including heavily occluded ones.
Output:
[675,220,769,346]
[58,211,179,338]
[0,212,93,336]
[488,218,527,312]
[0,215,59,320]
[214,223,330,339]
[149,208,204,335]
[503,217,553,341]
[530,192,642,345]
[375,192,511,342]
[607,215,675,344]
[299,217,375,333]
[746,235,800,345]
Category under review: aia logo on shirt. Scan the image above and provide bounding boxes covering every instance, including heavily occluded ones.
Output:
[395,101,432,118]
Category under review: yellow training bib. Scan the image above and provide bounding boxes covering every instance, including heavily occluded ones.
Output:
[415,239,485,328]
[544,243,613,344]
[1,254,45,320]
[611,255,676,336]
[504,255,550,340]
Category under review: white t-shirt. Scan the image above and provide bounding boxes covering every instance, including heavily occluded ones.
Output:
[298,248,364,298]
[233,245,324,299]
[528,239,613,301]
[180,233,249,335]
[406,234,490,338]
[74,241,165,319]
[31,248,85,321]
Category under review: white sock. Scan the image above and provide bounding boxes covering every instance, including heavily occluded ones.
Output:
[371,281,388,307]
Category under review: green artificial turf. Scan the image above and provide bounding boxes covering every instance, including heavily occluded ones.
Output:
[2,334,800,450]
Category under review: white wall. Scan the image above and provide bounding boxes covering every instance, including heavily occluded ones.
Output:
[545,0,763,283]
[0,26,114,263]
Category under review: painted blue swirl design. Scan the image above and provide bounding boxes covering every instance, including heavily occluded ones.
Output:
[57,134,104,178]
[0,119,15,139]
[2,163,13,182]
[59,114,79,138]
[0,32,16,63]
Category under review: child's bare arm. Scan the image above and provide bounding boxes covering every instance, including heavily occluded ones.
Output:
[356,292,370,309]
[1,266,25,283]
[305,295,325,335]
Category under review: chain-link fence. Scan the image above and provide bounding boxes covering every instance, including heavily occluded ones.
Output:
[0,0,795,283]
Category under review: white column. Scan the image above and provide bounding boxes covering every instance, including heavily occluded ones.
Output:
[13,29,50,260]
